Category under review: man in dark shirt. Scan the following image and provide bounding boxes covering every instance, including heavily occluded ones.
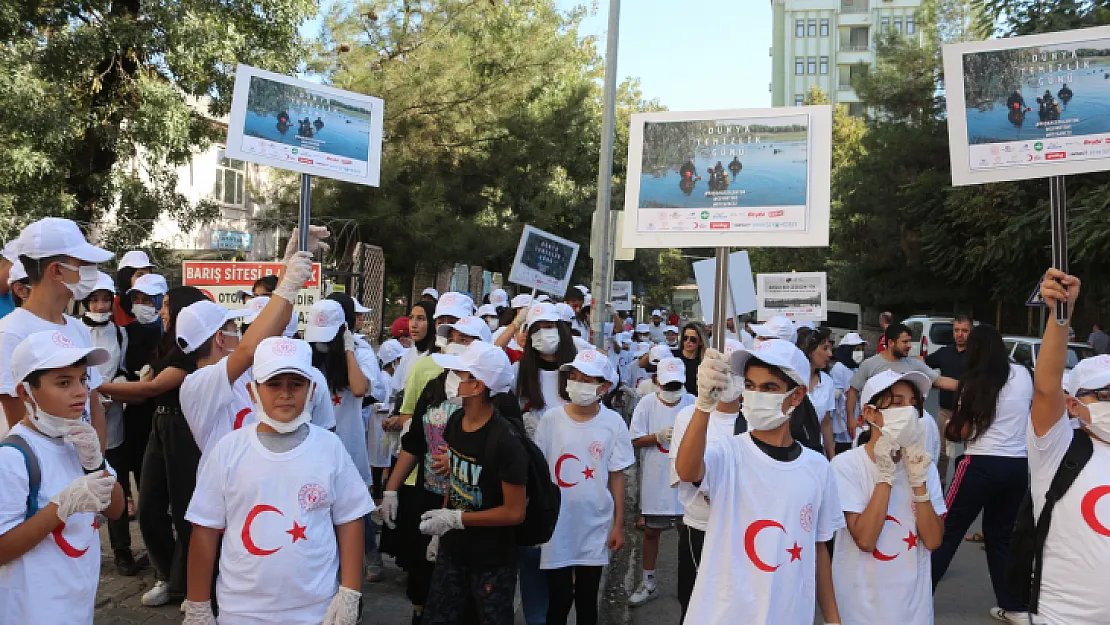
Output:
[1088,323,1110,355]
[923,314,971,486]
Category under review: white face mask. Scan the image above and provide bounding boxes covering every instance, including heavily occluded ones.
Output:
[434,335,449,350]
[442,342,468,357]
[252,381,313,434]
[666,337,678,347]
[1082,401,1110,441]
[59,263,99,300]
[532,328,560,355]
[133,304,158,325]
[852,351,865,364]
[874,405,921,449]
[84,311,112,324]
[21,382,73,438]
[485,318,499,332]
[658,388,684,404]
[742,389,793,431]
[566,379,601,406]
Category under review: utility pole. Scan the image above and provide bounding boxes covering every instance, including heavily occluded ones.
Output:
[590,0,621,349]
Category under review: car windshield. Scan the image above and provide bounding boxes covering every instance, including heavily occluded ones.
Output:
[930,323,954,345]
[1033,343,1096,369]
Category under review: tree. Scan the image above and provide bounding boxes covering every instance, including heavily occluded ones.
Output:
[0,0,316,245]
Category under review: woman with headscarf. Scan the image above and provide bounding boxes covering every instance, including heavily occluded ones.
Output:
[113,251,155,327]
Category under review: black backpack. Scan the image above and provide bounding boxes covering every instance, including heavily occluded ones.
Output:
[1006,429,1093,613]
[485,416,561,547]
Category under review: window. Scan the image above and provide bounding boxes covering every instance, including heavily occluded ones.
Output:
[795,94,805,106]
[1013,343,1033,370]
[795,57,805,75]
[808,19,817,36]
[881,17,890,33]
[906,17,916,34]
[820,19,830,37]
[796,20,805,37]
[807,57,817,75]
[213,149,245,206]
[819,57,829,74]
[848,102,866,117]
[894,17,903,33]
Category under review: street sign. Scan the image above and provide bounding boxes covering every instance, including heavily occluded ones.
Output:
[508,225,580,297]
[756,272,827,322]
[610,281,633,310]
[182,260,323,328]
[1027,279,1048,307]
[210,229,252,251]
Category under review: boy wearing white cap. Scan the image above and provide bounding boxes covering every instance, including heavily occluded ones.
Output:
[629,357,694,606]
[184,337,374,625]
[675,339,844,624]
[533,349,635,625]
[0,330,125,624]
[830,370,945,625]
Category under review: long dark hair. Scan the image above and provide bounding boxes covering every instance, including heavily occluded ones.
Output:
[681,321,708,360]
[327,292,357,329]
[115,266,139,316]
[411,300,438,354]
[950,325,1010,443]
[832,343,859,369]
[311,326,351,393]
[152,286,208,371]
[516,322,576,411]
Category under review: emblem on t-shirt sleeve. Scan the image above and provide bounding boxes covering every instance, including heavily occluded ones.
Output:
[298,483,329,513]
[799,503,814,533]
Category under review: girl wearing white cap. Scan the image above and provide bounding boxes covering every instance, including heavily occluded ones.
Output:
[830,369,945,625]
[534,349,635,625]
[113,250,154,326]
[830,333,867,455]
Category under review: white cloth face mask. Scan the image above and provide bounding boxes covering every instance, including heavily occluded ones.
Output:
[132,304,159,325]
[566,380,601,406]
[252,381,313,434]
[741,389,792,431]
[531,328,560,355]
[876,405,921,449]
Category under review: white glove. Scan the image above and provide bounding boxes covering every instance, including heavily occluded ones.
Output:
[419,509,464,537]
[111,375,128,385]
[522,413,540,440]
[62,420,103,471]
[903,442,932,488]
[343,327,356,353]
[695,349,730,413]
[272,251,314,304]
[321,586,361,625]
[425,534,440,562]
[656,426,674,446]
[52,472,114,521]
[380,491,399,529]
[513,306,529,328]
[181,600,217,625]
[138,364,153,382]
[873,435,897,486]
[283,225,331,261]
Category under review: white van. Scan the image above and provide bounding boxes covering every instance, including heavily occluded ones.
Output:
[903,316,956,357]
[825,301,862,345]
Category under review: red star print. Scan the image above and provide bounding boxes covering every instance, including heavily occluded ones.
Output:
[787,541,803,562]
[286,521,308,543]
[903,531,918,550]
[582,466,596,480]
[91,518,99,530]
[331,394,342,406]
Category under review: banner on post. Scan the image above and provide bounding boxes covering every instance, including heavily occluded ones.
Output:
[610,281,633,311]
[691,251,757,326]
[225,64,384,187]
[943,26,1110,186]
[182,261,323,329]
[756,272,826,322]
[508,225,580,297]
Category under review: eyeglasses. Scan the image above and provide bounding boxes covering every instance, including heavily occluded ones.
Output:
[1077,389,1110,402]
[683,335,699,343]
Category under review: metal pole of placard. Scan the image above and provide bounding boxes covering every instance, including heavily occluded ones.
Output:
[298,174,312,251]
[1049,176,1068,325]
[713,247,729,352]
[589,0,620,350]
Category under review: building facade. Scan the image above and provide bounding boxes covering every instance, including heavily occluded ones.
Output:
[770,0,923,114]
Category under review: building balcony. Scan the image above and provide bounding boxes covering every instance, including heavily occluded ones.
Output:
[840,0,868,12]
[838,83,854,92]
[837,47,871,65]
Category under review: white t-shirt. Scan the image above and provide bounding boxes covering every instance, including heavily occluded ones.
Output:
[307,366,335,430]
[180,357,255,455]
[630,392,694,516]
[1028,416,1110,624]
[391,347,426,395]
[829,362,854,443]
[88,321,126,449]
[330,346,380,486]
[186,424,374,625]
[964,363,1031,458]
[809,371,836,422]
[534,405,635,569]
[668,406,740,531]
[922,409,941,466]
[516,366,566,420]
[0,424,115,624]
[684,433,844,624]
[635,378,659,398]
[0,309,103,409]
[831,447,947,625]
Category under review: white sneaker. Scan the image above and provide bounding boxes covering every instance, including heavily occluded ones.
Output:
[989,607,1030,624]
[629,581,659,606]
[141,581,171,607]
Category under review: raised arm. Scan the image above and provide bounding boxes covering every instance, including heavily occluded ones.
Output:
[1032,269,1080,437]
[98,366,188,404]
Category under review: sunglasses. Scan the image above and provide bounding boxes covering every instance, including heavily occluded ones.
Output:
[683,335,700,343]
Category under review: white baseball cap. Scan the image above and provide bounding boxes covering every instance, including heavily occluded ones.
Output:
[535,294,552,303]
[127,273,169,297]
[750,316,798,343]
[377,339,408,366]
[664,325,679,335]
[649,344,672,366]
[730,338,811,387]
[1,241,19,263]
[861,369,932,406]
[176,300,248,354]
[118,250,154,270]
[353,298,371,314]
[554,303,575,323]
[11,330,111,385]
[14,218,113,263]
[651,309,662,317]
[839,332,867,347]
[1067,355,1110,397]
[526,302,561,328]
[434,292,474,321]
[489,289,509,308]
[477,304,499,318]
[252,337,314,382]
[242,296,296,332]
[656,357,686,386]
[422,287,440,299]
[432,341,514,393]
[724,337,744,356]
[511,293,533,309]
[437,316,492,342]
[559,348,610,379]
[91,271,115,295]
[7,259,27,285]
[304,300,346,343]
[635,323,651,335]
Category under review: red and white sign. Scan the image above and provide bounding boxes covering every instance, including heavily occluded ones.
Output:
[183,261,322,288]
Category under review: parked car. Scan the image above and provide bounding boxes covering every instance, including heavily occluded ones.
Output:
[1002,336,1096,389]
[903,316,956,357]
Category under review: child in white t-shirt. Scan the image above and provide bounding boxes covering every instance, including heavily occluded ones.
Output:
[0,331,124,624]
[628,358,694,606]
[184,337,374,625]
[534,349,635,625]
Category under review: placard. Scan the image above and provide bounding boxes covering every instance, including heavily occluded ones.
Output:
[756,272,826,322]
[182,261,323,328]
[610,281,633,311]
[691,251,757,325]
[621,106,832,248]
[507,225,581,297]
[943,26,1110,185]
[225,64,384,186]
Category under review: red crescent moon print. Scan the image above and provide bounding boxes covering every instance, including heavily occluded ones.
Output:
[52,521,90,558]
[242,504,285,556]
[234,407,252,430]
[744,519,787,572]
[555,453,580,488]
[1081,485,1110,537]
[655,442,669,454]
[872,515,902,562]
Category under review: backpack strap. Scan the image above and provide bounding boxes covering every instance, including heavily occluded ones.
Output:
[1031,429,1094,613]
[0,434,42,520]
